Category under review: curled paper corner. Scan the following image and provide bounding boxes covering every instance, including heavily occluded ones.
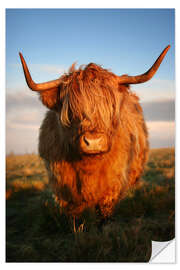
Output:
[150,239,175,263]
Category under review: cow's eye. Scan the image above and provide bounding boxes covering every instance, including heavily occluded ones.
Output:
[68,108,73,123]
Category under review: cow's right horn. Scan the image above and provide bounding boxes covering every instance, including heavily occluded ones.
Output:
[19,53,62,91]
[118,45,170,85]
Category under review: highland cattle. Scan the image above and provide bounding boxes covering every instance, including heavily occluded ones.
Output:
[19,45,170,217]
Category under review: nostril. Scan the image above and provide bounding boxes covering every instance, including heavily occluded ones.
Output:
[83,136,90,146]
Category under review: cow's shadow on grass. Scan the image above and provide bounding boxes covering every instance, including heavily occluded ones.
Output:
[6,175,175,262]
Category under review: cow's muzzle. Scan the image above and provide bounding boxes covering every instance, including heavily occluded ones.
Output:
[79,132,109,154]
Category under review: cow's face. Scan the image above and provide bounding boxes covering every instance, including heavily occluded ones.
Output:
[57,109,112,155]
[56,64,123,155]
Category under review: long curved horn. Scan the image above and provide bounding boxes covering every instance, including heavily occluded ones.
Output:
[118,45,170,84]
[19,53,62,91]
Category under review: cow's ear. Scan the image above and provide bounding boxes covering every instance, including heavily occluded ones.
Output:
[38,87,59,111]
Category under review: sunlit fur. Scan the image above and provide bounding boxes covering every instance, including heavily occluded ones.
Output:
[38,63,149,217]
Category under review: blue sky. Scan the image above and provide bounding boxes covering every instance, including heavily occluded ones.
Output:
[6,9,174,82]
[6,9,175,153]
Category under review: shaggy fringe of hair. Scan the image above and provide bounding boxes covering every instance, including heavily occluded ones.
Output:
[59,63,125,130]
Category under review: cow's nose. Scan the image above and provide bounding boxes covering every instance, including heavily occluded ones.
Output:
[80,133,109,154]
[83,135,102,148]
[83,136,90,146]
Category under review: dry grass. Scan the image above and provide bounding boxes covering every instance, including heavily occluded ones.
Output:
[6,148,175,262]
[6,153,48,198]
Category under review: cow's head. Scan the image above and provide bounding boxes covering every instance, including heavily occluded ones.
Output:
[19,46,170,155]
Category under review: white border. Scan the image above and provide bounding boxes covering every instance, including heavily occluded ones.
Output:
[1,1,178,267]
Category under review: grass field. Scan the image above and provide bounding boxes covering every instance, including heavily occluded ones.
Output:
[6,148,175,262]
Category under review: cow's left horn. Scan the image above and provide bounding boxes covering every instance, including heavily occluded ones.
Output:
[118,45,170,84]
[19,53,62,91]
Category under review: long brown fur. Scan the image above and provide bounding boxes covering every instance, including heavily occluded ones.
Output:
[38,63,149,217]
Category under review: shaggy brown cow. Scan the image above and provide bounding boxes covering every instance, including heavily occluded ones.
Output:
[19,45,170,217]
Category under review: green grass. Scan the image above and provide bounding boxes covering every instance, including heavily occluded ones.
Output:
[6,148,175,262]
